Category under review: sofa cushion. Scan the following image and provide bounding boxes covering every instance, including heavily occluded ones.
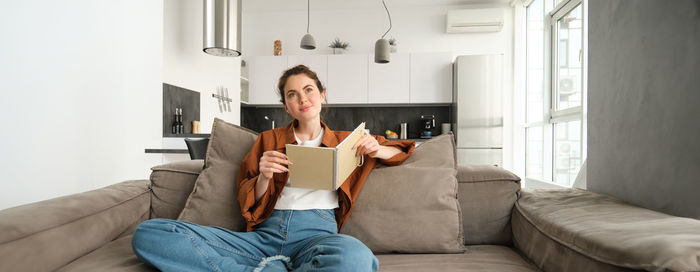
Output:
[341,133,464,253]
[177,118,257,231]
[57,235,154,272]
[149,160,204,220]
[457,165,521,245]
[513,188,700,272]
[377,245,538,272]
[0,180,150,272]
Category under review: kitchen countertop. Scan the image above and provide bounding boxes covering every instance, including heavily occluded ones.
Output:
[145,149,188,154]
[387,138,429,142]
[163,133,210,138]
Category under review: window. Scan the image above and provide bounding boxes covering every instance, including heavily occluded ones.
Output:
[525,0,586,187]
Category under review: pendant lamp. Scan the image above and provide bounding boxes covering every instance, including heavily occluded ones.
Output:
[300,0,316,50]
[374,0,392,63]
[203,0,242,57]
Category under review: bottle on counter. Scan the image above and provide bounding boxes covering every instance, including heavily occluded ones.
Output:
[171,108,179,134]
[178,108,184,134]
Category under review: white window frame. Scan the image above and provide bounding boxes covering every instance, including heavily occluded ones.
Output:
[524,0,586,187]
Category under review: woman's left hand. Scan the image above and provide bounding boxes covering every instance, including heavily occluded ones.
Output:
[353,135,381,158]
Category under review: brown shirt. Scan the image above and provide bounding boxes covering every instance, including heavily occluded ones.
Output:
[236,120,415,232]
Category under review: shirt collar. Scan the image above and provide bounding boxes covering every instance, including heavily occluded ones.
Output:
[276,119,339,149]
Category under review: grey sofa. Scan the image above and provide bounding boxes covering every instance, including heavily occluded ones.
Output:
[1,160,699,272]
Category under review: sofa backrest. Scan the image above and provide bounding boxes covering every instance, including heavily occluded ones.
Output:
[148,160,521,246]
[456,164,521,245]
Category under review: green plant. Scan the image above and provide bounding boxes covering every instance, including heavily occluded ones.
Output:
[328,37,350,49]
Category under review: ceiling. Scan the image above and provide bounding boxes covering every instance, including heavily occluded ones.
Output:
[243,0,509,12]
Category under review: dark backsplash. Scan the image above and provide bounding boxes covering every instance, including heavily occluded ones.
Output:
[163,83,201,136]
[241,104,452,139]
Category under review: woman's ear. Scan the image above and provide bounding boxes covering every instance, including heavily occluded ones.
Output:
[320,90,326,103]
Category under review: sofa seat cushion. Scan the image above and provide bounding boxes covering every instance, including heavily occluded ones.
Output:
[377,245,538,272]
[513,189,700,272]
[57,235,154,272]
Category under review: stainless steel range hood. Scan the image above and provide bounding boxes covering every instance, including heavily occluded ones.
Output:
[203,0,241,57]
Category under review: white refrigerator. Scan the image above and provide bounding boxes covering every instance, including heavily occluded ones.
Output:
[452,55,503,166]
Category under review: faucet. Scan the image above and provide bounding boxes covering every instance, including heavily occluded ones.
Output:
[264,116,275,130]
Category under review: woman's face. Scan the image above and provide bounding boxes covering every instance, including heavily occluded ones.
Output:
[283,74,325,123]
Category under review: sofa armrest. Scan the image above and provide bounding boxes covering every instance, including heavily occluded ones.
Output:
[0,179,150,272]
[512,189,700,272]
[457,165,521,245]
[149,160,203,219]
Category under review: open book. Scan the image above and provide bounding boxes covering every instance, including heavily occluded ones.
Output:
[285,122,366,191]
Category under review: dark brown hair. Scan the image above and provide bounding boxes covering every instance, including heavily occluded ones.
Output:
[277,64,326,104]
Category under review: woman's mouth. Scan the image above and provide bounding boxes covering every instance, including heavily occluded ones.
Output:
[301,106,311,112]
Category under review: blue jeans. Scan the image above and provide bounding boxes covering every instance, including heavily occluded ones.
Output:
[131,209,378,272]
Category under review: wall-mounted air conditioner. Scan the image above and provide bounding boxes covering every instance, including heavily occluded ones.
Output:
[446,8,504,33]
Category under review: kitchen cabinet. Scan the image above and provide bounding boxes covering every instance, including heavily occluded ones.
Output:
[326,54,368,104]
[247,53,451,105]
[410,52,454,103]
[368,53,410,103]
[248,56,287,104]
[287,55,328,87]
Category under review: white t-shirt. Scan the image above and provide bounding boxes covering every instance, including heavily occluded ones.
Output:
[273,128,340,210]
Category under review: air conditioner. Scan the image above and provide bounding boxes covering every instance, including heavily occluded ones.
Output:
[446,8,504,33]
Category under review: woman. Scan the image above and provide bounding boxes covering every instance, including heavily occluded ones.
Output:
[132,65,415,272]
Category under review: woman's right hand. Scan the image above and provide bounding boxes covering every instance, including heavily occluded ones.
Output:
[259,151,291,180]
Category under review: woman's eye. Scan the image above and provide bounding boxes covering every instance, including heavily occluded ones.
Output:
[305,88,313,93]
[287,93,296,98]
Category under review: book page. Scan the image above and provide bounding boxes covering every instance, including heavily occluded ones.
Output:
[286,145,336,191]
[335,122,366,189]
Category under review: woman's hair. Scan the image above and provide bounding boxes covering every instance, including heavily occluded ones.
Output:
[277,64,326,104]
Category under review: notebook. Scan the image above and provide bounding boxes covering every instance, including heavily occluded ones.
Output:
[285,122,366,190]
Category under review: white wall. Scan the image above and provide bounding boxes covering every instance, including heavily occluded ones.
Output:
[241,1,516,170]
[0,1,163,210]
[164,0,241,132]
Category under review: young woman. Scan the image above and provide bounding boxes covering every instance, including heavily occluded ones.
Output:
[132,65,415,272]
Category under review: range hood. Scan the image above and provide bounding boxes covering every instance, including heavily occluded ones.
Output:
[203,0,241,57]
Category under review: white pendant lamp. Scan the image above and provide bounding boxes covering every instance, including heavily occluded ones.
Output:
[374,0,392,63]
[300,0,316,50]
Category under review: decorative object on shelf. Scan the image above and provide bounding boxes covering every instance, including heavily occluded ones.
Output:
[389,37,398,53]
[192,121,201,134]
[329,37,350,54]
[203,0,242,57]
[273,40,282,56]
[300,0,316,50]
[212,86,232,113]
[374,0,393,63]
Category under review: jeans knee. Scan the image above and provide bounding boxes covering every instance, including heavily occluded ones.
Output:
[335,235,378,271]
[132,219,174,249]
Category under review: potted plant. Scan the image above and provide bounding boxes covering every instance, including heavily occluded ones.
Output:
[389,37,398,53]
[328,37,350,54]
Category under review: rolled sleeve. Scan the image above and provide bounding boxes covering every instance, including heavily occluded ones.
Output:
[236,136,275,227]
[374,136,415,166]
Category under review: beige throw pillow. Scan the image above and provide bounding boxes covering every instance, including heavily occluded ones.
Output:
[341,133,465,253]
[177,118,257,231]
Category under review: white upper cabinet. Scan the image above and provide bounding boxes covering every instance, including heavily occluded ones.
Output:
[247,53,451,105]
[368,53,410,103]
[248,56,287,104]
[410,52,454,103]
[326,54,368,104]
[287,55,328,87]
